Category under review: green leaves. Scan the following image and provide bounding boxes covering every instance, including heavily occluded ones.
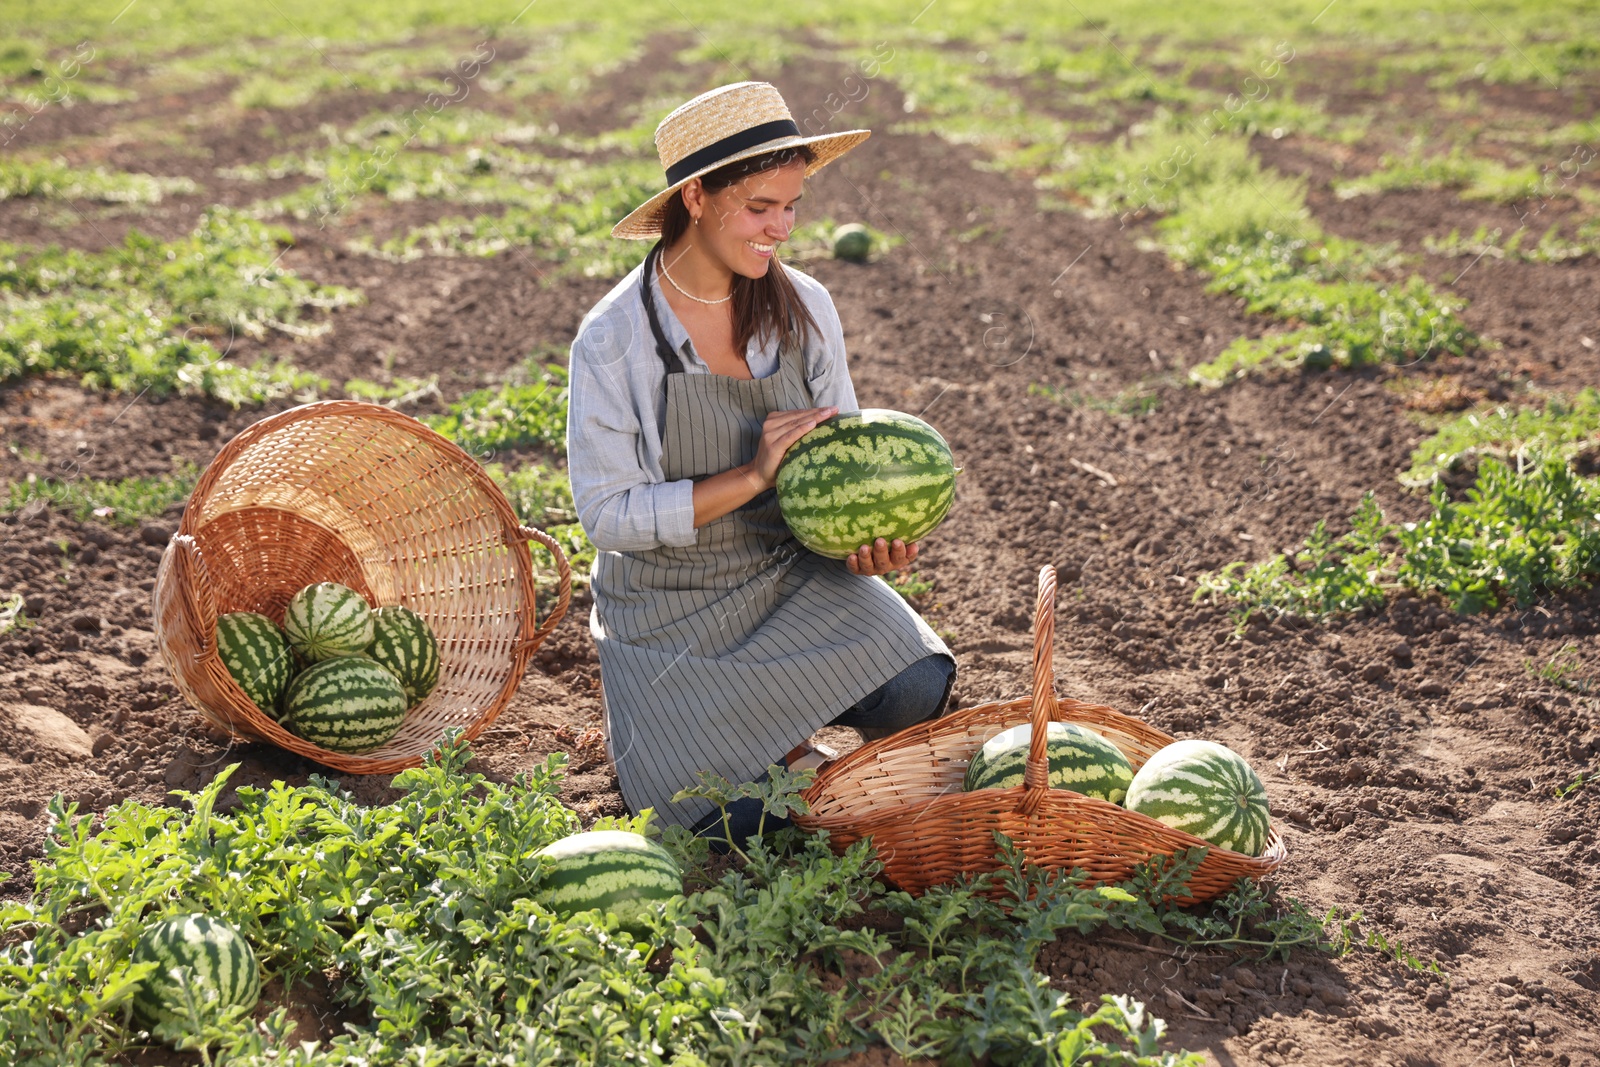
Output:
[1401,388,1600,487]
[1396,455,1600,613]
[1196,457,1600,624]
[0,208,354,402]
[3,737,1296,1065]
[424,360,570,457]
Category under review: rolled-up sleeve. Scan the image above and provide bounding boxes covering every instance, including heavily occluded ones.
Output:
[566,308,699,552]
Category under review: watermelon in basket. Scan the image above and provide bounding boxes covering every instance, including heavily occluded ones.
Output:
[792,565,1287,903]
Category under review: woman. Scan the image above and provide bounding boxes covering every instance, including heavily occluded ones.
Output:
[566,82,955,842]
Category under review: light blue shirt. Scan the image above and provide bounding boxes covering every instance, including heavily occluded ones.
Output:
[566,261,859,553]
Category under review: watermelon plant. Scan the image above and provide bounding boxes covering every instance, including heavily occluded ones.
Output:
[533,830,682,930]
[215,612,294,717]
[283,582,375,663]
[0,734,1376,1065]
[1124,740,1271,857]
[775,409,958,559]
[366,605,440,704]
[281,656,408,753]
[131,913,261,1042]
[964,721,1135,802]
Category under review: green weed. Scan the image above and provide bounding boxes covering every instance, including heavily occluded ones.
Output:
[0,209,352,401]
[886,568,935,600]
[341,375,440,406]
[425,360,568,456]
[1034,128,1474,385]
[1327,909,1446,976]
[0,735,1212,1065]
[5,461,199,526]
[1527,644,1594,695]
[1332,146,1543,203]
[0,158,197,203]
[1401,389,1600,487]
[1423,224,1600,264]
[351,156,660,278]
[1197,455,1600,622]
[1195,493,1395,629]
[1030,379,1170,416]
[1554,770,1594,799]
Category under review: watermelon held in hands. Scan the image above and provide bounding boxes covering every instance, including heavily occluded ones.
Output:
[215,612,292,718]
[131,913,260,1038]
[963,721,1134,802]
[1123,739,1271,857]
[534,830,682,931]
[367,605,440,704]
[282,656,407,753]
[775,409,958,560]
[283,582,374,663]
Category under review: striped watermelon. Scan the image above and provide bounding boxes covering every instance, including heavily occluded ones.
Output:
[283,582,374,663]
[367,606,440,705]
[131,913,260,1036]
[534,830,682,930]
[215,612,292,718]
[1123,740,1271,857]
[963,721,1134,801]
[775,409,957,560]
[282,656,407,753]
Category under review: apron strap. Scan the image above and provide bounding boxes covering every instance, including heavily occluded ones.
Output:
[640,244,686,376]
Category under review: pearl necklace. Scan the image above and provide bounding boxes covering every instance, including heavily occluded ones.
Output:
[659,256,733,305]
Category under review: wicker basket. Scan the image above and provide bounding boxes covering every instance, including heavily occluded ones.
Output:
[794,565,1285,902]
[152,400,572,774]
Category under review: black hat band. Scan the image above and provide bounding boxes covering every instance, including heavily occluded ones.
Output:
[664,119,803,186]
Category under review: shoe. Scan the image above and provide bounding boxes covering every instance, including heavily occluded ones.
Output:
[786,742,839,772]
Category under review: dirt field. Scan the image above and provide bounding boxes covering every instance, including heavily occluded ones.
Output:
[2,36,1598,1067]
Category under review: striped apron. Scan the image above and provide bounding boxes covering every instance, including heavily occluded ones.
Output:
[593,261,950,830]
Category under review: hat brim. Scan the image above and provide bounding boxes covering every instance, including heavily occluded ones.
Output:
[611,128,871,241]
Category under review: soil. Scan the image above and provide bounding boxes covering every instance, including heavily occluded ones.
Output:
[2,34,1599,1067]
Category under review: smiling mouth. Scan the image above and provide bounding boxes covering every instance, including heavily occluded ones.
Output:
[746,241,776,254]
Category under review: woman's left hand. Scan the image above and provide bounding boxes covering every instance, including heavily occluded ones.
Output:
[845,538,918,577]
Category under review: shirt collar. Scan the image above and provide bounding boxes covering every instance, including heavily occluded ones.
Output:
[644,265,773,368]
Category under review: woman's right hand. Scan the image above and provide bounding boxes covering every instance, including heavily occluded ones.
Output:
[749,406,836,490]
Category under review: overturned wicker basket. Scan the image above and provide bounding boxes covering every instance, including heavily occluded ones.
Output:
[153,400,572,774]
[795,565,1285,903]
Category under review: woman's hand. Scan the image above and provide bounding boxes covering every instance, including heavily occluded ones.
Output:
[845,538,918,577]
[749,406,837,490]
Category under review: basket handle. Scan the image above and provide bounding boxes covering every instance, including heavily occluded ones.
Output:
[1019,564,1058,814]
[518,525,573,654]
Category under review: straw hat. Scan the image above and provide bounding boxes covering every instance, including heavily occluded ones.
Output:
[611,81,871,240]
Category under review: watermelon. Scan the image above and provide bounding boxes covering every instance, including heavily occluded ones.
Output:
[367,605,440,705]
[131,913,260,1037]
[283,582,374,663]
[1123,739,1271,857]
[282,656,407,753]
[775,409,958,559]
[534,830,682,930]
[832,222,872,262]
[215,612,293,718]
[963,721,1134,801]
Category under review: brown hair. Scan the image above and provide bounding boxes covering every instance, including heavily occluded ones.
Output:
[657,145,820,357]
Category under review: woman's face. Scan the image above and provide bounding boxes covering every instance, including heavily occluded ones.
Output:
[695,160,806,278]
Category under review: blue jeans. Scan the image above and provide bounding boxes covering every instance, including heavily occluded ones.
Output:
[692,654,956,849]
